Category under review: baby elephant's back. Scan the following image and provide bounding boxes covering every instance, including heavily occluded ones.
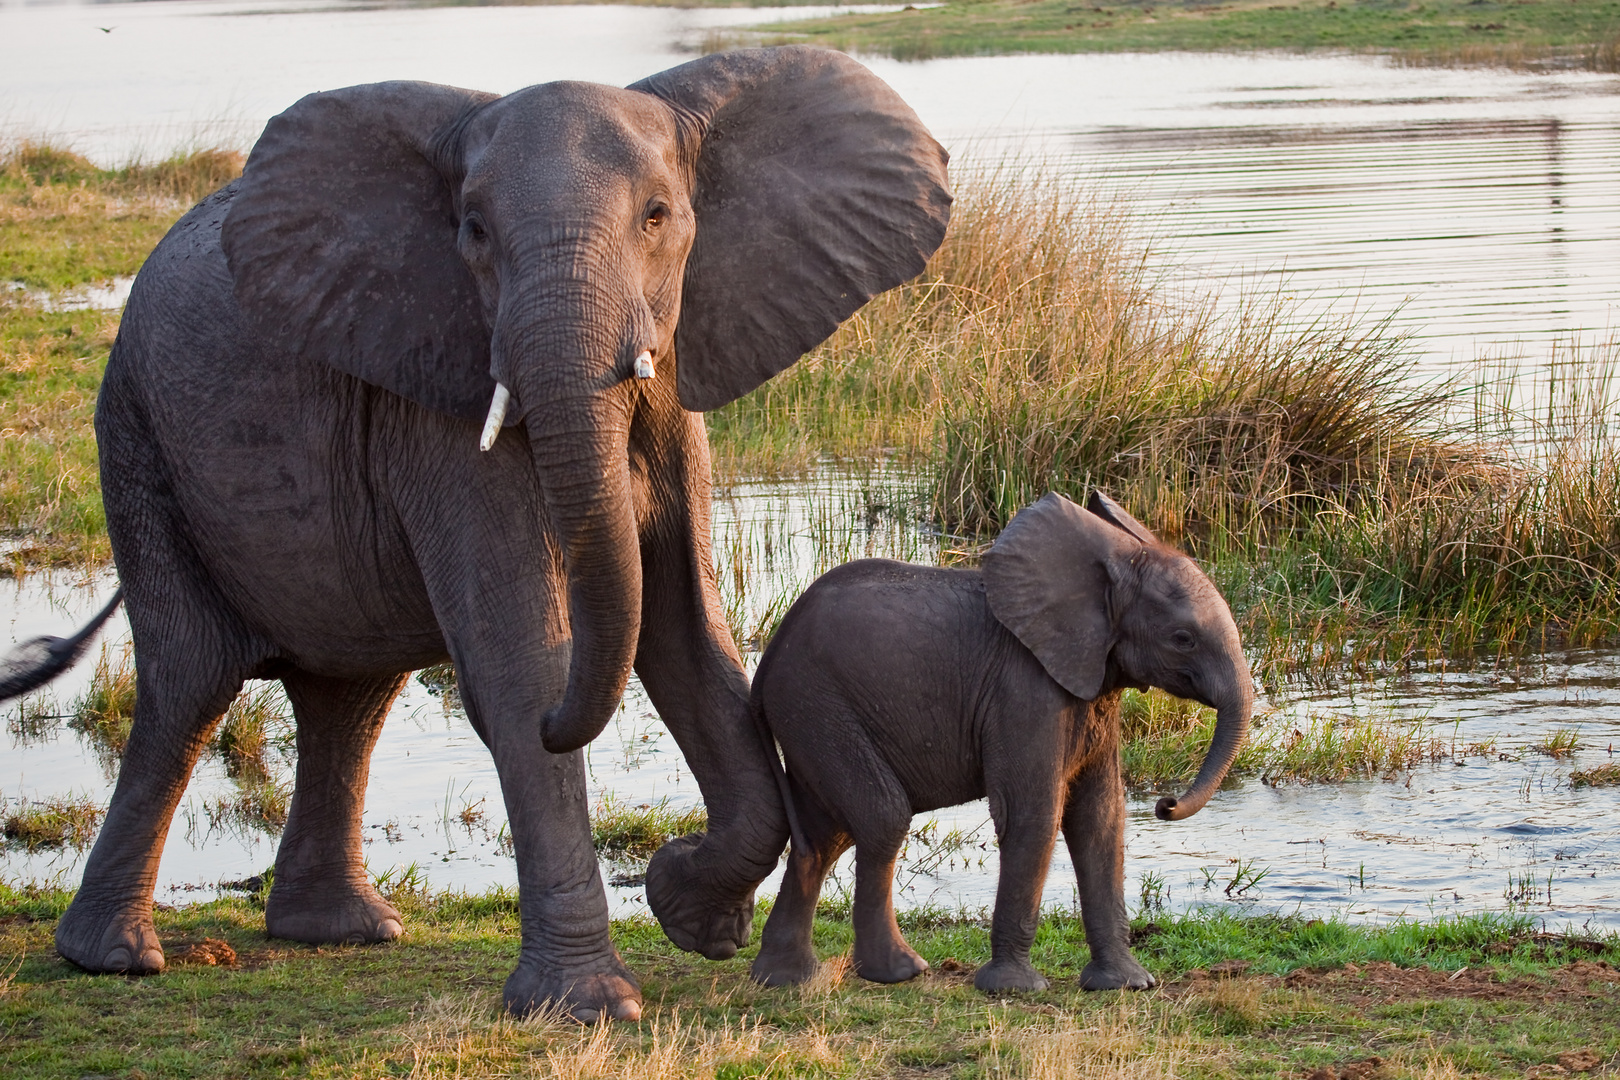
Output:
[754,559,1000,811]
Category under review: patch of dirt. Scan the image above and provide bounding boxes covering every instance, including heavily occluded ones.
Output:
[1302,1055,1385,1080]
[1272,959,1620,1004]
[165,938,237,966]
[925,956,976,986]
[1168,958,1620,1007]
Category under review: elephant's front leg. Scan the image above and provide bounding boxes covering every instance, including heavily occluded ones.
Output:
[452,633,640,1021]
[1062,722,1155,991]
[634,403,789,959]
[405,446,640,1022]
[975,773,1061,993]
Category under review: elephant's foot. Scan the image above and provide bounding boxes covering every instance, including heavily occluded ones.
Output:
[265,877,403,945]
[645,833,757,960]
[852,935,928,984]
[504,959,643,1022]
[973,957,1049,994]
[1079,954,1155,991]
[56,896,164,975]
[750,941,819,986]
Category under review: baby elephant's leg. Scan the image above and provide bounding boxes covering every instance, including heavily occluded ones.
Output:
[974,785,1060,993]
[1063,745,1155,990]
[849,797,928,983]
[752,779,850,987]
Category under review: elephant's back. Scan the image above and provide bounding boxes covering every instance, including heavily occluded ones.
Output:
[755,559,993,810]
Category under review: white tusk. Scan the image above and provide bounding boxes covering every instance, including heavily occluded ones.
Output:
[479,383,510,452]
[633,351,656,380]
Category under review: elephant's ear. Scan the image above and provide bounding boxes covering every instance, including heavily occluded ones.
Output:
[1086,490,1160,546]
[630,46,951,412]
[222,81,501,425]
[981,492,1140,701]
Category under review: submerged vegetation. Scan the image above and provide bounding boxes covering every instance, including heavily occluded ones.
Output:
[4,878,1620,1079]
[741,0,1620,69]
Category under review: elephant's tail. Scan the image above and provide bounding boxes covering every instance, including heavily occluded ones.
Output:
[0,588,125,703]
[749,693,808,862]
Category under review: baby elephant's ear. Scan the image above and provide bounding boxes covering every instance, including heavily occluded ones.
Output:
[1086,490,1160,545]
[981,492,1138,700]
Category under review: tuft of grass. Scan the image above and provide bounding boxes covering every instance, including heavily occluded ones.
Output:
[0,793,104,852]
[210,683,292,784]
[1570,762,1620,788]
[1532,728,1580,758]
[66,643,136,779]
[590,795,708,861]
[197,780,290,839]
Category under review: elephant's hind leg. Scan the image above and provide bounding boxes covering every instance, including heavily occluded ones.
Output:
[751,775,850,987]
[265,670,408,945]
[847,785,928,984]
[55,656,245,974]
[58,380,256,975]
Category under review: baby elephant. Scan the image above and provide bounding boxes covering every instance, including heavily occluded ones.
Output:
[749,491,1253,993]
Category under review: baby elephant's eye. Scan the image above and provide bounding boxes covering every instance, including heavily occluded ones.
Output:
[1171,629,1197,650]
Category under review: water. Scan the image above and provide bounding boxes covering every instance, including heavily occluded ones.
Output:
[3,3,1616,367]
[3,1,1619,928]
[6,474,1620,930]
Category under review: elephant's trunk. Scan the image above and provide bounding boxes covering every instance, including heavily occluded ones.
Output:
[503,315,644,755]
[1154,664,1253,822]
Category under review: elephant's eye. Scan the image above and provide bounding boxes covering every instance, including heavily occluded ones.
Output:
[1171,629,1197,651]
[644,204,670,232]
[460,214,489,246]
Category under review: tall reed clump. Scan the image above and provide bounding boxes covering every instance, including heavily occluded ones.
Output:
[716,165,1620,671]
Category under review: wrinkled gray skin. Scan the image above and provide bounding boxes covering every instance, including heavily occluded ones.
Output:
[749,491,1253,994]
[37,47,949,1021]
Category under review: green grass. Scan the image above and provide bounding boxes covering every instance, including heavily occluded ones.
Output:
[0,796,103,853]
[591,795,710,861]
[4,880,1619,1078]
[1,142,244,570]
[741,0,1620,68]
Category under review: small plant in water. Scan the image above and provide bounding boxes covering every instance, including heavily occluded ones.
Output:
[1532,728,1580,758]
[69,643,137,778]
[211,683,292,783]
[1,792,104,851]
[590,794,707,861]
[1138,870,1168,915]
[1224,858,1270,898]
[1570,762,1620,788]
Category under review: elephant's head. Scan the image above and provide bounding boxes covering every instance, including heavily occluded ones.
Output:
[220,48,951,751]
[981,491,1254,822]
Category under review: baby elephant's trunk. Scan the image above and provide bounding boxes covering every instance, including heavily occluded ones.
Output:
[1154,683,1252,822]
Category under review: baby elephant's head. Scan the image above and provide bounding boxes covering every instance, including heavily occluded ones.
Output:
[980,491,1253,823]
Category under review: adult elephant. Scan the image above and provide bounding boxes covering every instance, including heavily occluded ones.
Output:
[31,47,951,1021]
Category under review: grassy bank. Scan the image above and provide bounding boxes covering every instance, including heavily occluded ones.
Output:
[743,0,1620,68]
[0,143,243,570]
[3,880,1618,1079]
